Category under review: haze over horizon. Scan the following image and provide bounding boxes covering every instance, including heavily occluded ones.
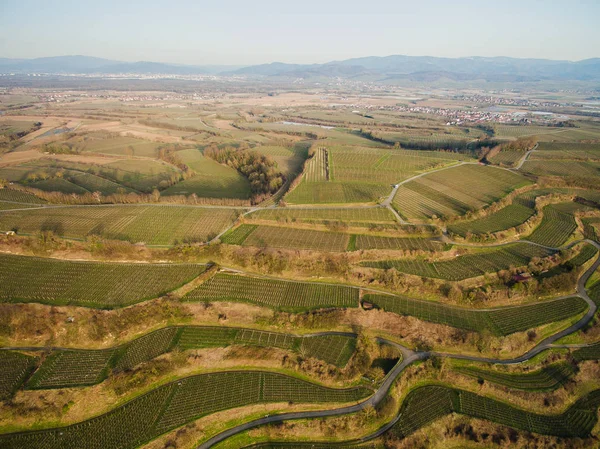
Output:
[1,0,599,66]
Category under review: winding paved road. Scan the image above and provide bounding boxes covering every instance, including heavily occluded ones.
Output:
[197,238,600,448]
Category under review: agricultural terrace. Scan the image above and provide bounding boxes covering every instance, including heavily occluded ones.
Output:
[360,243,554,281]
[392,164,531,221]
[161,148,252,199]
[363,294,587,336]
[0,371,371,449]
[454,362,576,391]
[285,146,468,205]
[1,328,356,392]
[185,273,359,312]
[390,386,600,439]
[0,253,206,308]
[0,204,240,245]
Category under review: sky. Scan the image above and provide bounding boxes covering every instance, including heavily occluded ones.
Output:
[1,0,599,66]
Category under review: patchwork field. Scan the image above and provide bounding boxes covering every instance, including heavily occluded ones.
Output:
[285,146,469,205]
[393,164,531,221]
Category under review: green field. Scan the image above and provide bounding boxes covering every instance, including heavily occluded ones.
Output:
[161,149,252,199]
[0,371,370,449]
[393,164,531,221]
[185,273,359,312]
[391,386,600,439]
[361,243,554,280]
[0,253,206,308]
[0,204,240,245]
[454,362,576,391]
[363,293,586,336]
[493,125,565,140]
[6,158,182,194]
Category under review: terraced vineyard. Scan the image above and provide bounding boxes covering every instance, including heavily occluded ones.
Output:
[454,362,576,391]
[354,235,442,252]
[0,327,358,394]
[393,164,531,221]
[185,273,359,311]
[525,204,578,247]
[447,197,536,237]
[0,253,206,308]
[26,350,115,389]
[246,207,397,225]
[0,351,36,400]
[573,342,600,361]
[222,224,350,251]
[361,243,554,280]
[0,371,371,449]
[0,205,240,245]
[363,294,587,336]
[391,386,600,439]
[0,188,45,204]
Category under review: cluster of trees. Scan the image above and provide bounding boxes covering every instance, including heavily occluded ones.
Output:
[204,144,285,197]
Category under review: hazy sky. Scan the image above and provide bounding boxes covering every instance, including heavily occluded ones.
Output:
[1,0,599,65]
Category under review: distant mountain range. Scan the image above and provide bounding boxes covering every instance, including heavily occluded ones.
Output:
[0,54,599,83]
